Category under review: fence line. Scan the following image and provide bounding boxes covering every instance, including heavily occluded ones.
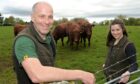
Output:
[95,54,137,74]
[96,59,140,84]
[127,77,140,84]
[105,69,140,84]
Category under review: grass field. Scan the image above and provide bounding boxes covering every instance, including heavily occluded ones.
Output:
[0,26,140,84]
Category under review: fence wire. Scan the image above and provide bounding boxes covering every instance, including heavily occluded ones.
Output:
[95,53,139,84]
[105,69,140,84]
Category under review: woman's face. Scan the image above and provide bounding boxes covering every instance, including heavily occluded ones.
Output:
[111,24,123,40]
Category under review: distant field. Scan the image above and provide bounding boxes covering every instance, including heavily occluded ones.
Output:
[0,26,139,84]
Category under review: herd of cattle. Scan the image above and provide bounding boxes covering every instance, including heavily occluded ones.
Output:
[14,19,95,49]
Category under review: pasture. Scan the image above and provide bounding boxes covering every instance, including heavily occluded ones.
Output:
[0,26,139,84]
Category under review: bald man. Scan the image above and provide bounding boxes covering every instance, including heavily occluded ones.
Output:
[13,1,95,84]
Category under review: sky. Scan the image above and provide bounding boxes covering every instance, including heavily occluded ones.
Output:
[0,0,140,23]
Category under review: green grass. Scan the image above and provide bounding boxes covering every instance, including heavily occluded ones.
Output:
[0,26,17,83]
[0,26,140,83]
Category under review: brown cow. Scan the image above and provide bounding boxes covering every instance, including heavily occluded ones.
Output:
[72,19,95,47]
[52,22,67,46]
[52,21,81,49]
[14,24,27,36]
[66,21,81,49]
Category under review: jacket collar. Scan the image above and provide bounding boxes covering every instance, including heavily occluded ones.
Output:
[29,22,50,44]
[110,35,128,47]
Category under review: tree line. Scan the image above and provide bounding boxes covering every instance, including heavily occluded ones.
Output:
[0,13,26,26]
[99,15,140,26]
[0,13,140,26]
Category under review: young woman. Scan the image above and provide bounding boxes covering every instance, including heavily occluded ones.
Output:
[104,19,138,83]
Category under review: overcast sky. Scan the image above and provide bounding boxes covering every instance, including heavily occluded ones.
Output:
[0,0,140,23]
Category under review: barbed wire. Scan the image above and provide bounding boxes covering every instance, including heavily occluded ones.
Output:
[127,77,140,84]
[96,60,139,84]
[95,54,137,74]
[105,69,140,84]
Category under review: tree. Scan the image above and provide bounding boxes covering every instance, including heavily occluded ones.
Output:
[135,18,140,25]
[3,18,10,26]
[71,17,87,22]
[3,16,15,26]
[0,13,4,26]
[128,17,135,25]
[116,15,127,21]
[15,18,25,24]
[8,16,15,25]
[99,20,111,25]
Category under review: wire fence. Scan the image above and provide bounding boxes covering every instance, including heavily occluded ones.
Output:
[105,69,140,84]
[94,53,139,84]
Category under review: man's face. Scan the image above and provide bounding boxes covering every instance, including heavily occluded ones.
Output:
[31,3,54,36]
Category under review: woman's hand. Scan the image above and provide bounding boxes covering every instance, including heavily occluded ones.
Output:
[119,71,130,83]
[102,64,105,68]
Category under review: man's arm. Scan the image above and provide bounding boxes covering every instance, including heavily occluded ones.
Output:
[22,57,95,84]
[15,36,95,84]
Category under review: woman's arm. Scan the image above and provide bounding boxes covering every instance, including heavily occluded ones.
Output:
[125,43,138,72]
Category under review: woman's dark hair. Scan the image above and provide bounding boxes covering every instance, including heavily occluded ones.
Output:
[106,19,128,46]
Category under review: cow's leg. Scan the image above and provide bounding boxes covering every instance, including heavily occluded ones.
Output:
[88,38,90,47]
[66,36,70,45]
[88,36,91,47]
[83,38,86,47]
[70,38,74,49]
[70,41,73,49]
[80,36,83,43]
[76,41,79,49]
[61,37,64,46]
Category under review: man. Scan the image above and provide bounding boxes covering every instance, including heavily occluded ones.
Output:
[13,1,95,84]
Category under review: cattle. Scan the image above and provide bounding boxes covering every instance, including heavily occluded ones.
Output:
[66,21,81,49]
[52,21,81,49]
[14,24,27,36]
[72,19,95,47]
[80,21,95,47]
[52,22,67,46]
[53,18,94,48]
